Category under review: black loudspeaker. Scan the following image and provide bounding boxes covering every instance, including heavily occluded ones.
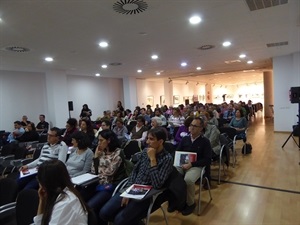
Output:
[293,125,299,137]
[68,101,73,111]
[290,87,300,104]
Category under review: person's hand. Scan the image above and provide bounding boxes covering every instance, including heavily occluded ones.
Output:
[38,185,47,200]
[147,148,156,161]
[19,165,28,172]
[181,162,192,170]
[37,184,47,215]
[121,197,129,207]
[94,145,103,158]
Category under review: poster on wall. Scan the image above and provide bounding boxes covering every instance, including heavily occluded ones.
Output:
[146,96,154,107]
[160,95,165,106]
[173,95,180,104]
[193,95,198,102]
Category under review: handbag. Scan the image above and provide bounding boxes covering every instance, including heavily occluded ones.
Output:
[242,143,252,154]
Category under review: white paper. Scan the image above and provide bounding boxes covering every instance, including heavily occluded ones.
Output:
[20,167,38,178]
[71,173,98,185]
[120,184,152,200]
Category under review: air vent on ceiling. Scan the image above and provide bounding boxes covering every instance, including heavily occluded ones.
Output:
[266,41,288,47]
[4,46,30,52]
[197,45,215,50]
[109,62,122,66]
[113,0,148,15]
[245,0,288,11]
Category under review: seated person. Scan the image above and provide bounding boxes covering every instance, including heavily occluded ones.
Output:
[62,118,78,146]
[154,108,167,126]
[34,159,88,225]
[18,127,68,190]
[112,118,128,143]
[206,110,219,127]
[229,109,247,140]
[175,118,212,216]
[202,116,221,157]
[79,118,97,144]
[36,114,49,134]
[16,122,39,142]
[129,116,148,142]
[6,121,25,143]
[150,117,168,139]
[66,131,94,177]
[99,128,173,225]
[140,108,151,126]
[174,116,194,144]
[168,108,185,127]
[20,115,31,127]
[86,130,127,222]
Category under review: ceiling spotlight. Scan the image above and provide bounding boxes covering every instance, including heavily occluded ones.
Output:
[99,41,108,48]
[196,67,202,70]
[181,62,187,67]
[185,81,189,85]
[151,55,158,60]
[101,64,107,68]
[137,69,142,73]
[222,41,231,47]
[45,57,53,62]
[189,16,201,24]
[156,72,160,75]
[95,73,100,77]
[247,60,253,64]
[239,54,246,58]
[196,82,199,85]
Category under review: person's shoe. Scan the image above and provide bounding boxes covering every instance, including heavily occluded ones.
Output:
[181,203,196,216]
[167,205,176,213]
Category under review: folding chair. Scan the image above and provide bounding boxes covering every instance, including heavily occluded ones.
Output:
[0,178,18,221]
[16,189,39,225]
[197,166,212,216]
[122,140,142,160]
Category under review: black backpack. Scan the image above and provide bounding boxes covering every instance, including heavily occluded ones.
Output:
[242,143,252,154]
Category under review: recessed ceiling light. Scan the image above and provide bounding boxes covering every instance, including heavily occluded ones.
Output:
[95,73,100,77]
[247,60,253,64]
[101,64,107,68]
[189,16,201,24]
[45,57,53,62]
[156,72,160,75]
[151,55,158,60]
[99,41,108,48]
[137,69,142,73]
[239,54,246,58]
[181,62,187,67]
[196,67,202,70]
[222,41,231,47]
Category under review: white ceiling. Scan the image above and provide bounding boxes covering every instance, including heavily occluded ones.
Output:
[0,0,299,85]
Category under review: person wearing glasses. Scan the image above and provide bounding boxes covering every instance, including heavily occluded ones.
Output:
[175,118,212,216]
[18,127,68,190]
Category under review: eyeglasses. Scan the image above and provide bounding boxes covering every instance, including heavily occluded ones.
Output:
[189,124,201,128]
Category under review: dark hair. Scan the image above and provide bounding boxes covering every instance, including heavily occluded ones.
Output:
[194,117,205,127]
[207,110,214,118]
[101,119,111,128]
[14,121,22,125]
[28,122,36,131]
[115,118,124,125]
[80,118,94,133]
[67,118,78,128]
[82,104,89,109]
[184,116,194,128]
[98,129,120,152]
[39,114,45,118]
[136,115,145,124]
[147,127,167,143]
[37,160,88,225]
[50,127,62,136]
[236,109,244,117]
[71,131,91,149]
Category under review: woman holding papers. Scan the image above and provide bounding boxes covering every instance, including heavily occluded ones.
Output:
[33,159,88,225]
[66,131,94,177]
[86,129,127,222]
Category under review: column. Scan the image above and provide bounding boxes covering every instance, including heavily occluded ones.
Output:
[123,77,138,111]
[205,84,213,104]
[45,70,69,128]
[164,79,173,106]
[263,71,274,118]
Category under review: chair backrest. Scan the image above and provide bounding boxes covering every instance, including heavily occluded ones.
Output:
[163,142,175,157]
[16,189,39,225]
[122,140,142,160]
[219,127,237,140]
[0,178,18,206]
[87,208,98,225]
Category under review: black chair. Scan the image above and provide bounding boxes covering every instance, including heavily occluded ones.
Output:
[87,208,98,225]
[122,140,142,160]
[163,142,175,158]
[0,178,18,221]
[16,189,39,225]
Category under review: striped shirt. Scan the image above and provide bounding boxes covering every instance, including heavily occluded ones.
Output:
[27,141,68,169]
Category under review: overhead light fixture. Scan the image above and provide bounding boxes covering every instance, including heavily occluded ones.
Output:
[196,82,199,85]
[196,67,202,70]
[181,62,187,67]
[99,41,108,48]
[156,72,160,75]
[168,77,172,83]
[185,81,189,85]
[222,41,231,47]
[189,16,201,24]
[247,60,253,64]
[45,57,53,62]
[137,69,142,73]
[239,54,246,58]
[101,64,107,68]
[95,73,100,77]
[151,54,158,60]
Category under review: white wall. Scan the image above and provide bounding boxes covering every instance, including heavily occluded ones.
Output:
[0,70,48,131]
[136,79,164,108]
[273,52,300,132]
[0,70,124,131]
